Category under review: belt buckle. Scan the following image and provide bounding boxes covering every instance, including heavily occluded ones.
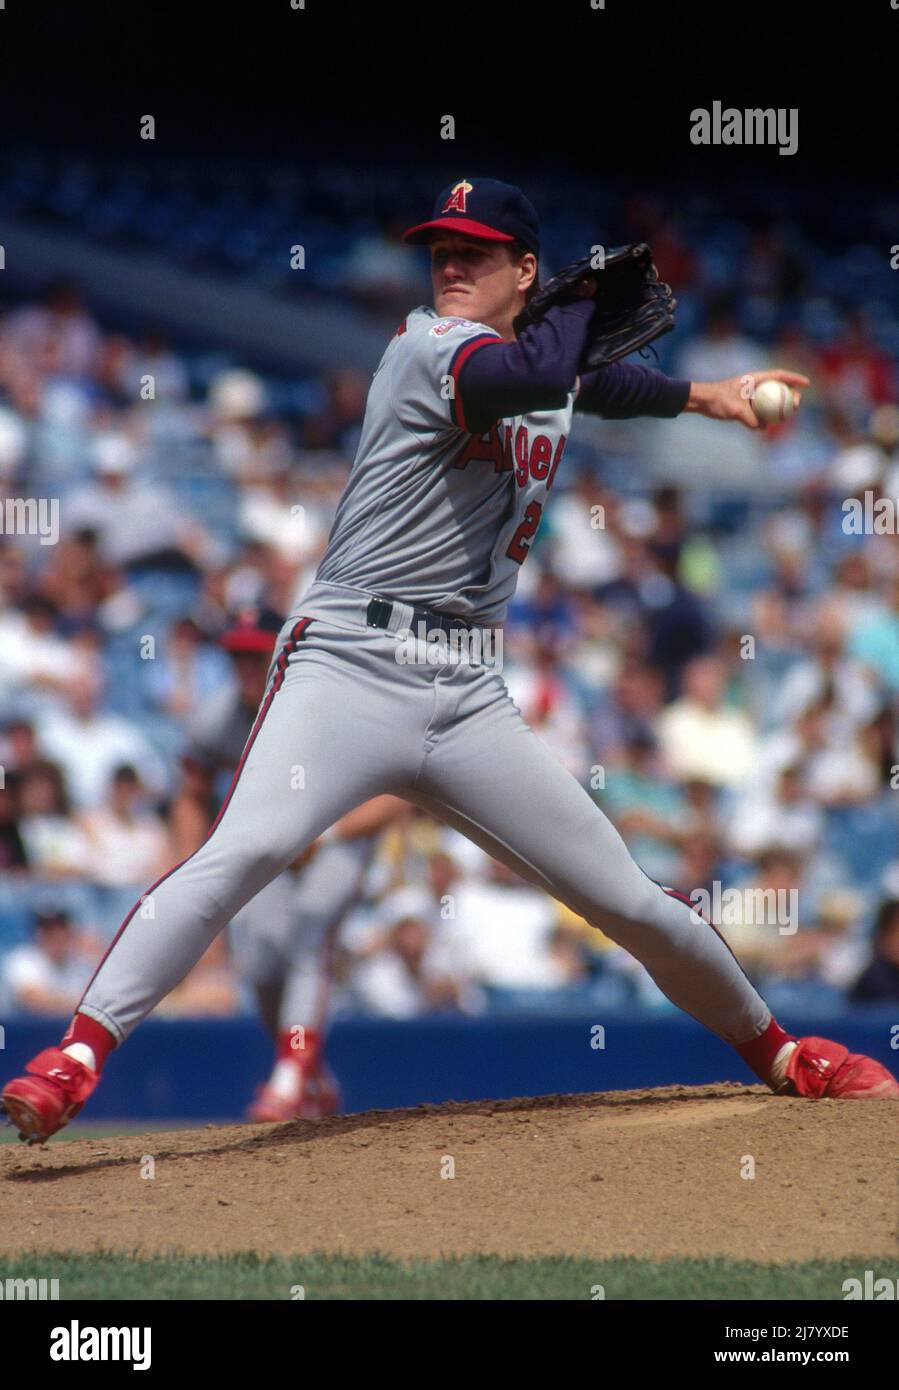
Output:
[366,597,393,630]
[421,605,469,635]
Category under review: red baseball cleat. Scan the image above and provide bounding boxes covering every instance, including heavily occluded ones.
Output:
[302,1060,342,1119]
[1,1047,100,1143]
[246,1082,301,1124]
[246,1059,342,1123]
[776,1037,899,1100]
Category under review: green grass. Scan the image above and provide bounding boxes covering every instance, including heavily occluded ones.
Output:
[0,1252,894,1300]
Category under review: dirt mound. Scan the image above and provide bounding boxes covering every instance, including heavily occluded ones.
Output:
[2,1084,896,1261]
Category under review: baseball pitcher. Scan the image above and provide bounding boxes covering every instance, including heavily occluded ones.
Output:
[4,177,897,1141]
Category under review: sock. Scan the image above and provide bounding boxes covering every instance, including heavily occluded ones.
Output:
[60,1013,117,1073]
[269,1059,304,1102]
[734,1017,795,1088]
[63,1043,96,1070]
[275,1027,320,1062]
[269,1027,321,1099]
[770,1040,799,1091]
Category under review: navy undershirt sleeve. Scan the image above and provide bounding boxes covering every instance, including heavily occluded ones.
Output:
[457,297,690,434]
[576,363,691,419]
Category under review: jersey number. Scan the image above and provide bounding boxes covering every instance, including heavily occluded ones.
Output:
[505,501,543,565]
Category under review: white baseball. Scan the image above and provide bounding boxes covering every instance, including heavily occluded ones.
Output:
[751,379,795,424]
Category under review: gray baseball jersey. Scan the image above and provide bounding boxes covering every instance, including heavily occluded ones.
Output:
[317,307,574,623]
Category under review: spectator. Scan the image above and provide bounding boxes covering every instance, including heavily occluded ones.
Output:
[237,463,329,566]
[17,761,91,878]
[506,635,591,778]
[143,616,233,722]
[769,888,866,990]
[591,659,665,760]
[343,218,429,322]
[0,403,29,482]
[740,223,807,307]
[301,369,369,455]
[716,849,804,983]
[64,432,216,571]
[596,732,683,882]
[546,474,622,591]
[753,696,881,809]
[858,704,899,792]
[655,655,758,788]
[447,859,574,991]
[771,598,880,729]
[5,278,101,379]
[831,549,884,632]
[602,534,714,696]
[35,669,168,810]
[207,368,280,480]
[121,329,189,404]
[675,294,766,384]
[728,763,824,860]
[819,310,895,426]
[850,900,899,1004]
[37,528,117,630]
[0,718,41,777]
[848,573,899,695]
[0,770,28,872]
[79,764,169,889]
[0,594,92,710]
[348,895,468,1018]
[2,906,97,1016]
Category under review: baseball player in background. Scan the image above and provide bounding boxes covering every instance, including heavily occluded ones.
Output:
[4,176,897,1142]
[171,606,403,1121]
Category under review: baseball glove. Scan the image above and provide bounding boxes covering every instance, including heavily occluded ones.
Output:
[513,242,676,371]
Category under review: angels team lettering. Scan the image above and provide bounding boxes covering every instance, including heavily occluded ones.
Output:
[456,424,566,489]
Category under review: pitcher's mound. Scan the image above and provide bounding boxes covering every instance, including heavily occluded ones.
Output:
[2,1084,895,1261]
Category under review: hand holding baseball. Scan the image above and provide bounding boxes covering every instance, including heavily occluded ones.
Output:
[686,369,809,430]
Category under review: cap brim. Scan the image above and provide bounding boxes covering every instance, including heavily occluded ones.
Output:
[403,217,516,245]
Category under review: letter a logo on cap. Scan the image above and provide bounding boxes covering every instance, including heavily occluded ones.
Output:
[443,179,473,213]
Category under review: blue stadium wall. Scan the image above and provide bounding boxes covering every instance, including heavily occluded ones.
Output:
[3,1011,897,1122]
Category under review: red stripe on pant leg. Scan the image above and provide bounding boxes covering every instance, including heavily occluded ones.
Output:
[75,616,314,1011]
[637,865,756,977]
[207,617,311,836]
[661,884,750,972]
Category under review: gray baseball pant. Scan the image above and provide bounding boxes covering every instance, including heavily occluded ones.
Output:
[77,581,771,1047]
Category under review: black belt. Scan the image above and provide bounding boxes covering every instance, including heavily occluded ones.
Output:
[366,596,474,636]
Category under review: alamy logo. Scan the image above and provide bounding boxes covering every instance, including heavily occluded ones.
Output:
[0,1276,59,1299]
[842,491,899,534]
[842,1271,899,1300]
[690,103,798,156]
[0,497,59,545]
[394,621,503,670]
[689,882,799,935]
[50,1322,151,1371]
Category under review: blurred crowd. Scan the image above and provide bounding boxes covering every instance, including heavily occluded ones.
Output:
[1,164,898,1022]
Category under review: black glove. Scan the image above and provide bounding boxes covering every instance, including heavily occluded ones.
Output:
[513,242,676,371]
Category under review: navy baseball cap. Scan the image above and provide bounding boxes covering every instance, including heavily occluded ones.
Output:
[403,178,540,255]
